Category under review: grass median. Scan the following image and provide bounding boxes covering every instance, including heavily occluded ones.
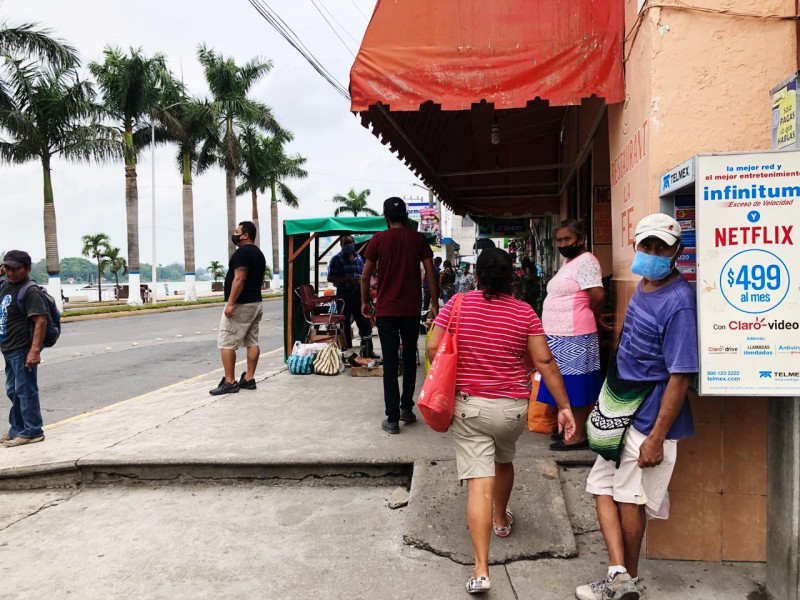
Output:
[64,293,283,318]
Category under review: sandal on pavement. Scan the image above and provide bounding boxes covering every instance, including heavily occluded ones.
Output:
[492,508,514,538]
[466,576,491,594]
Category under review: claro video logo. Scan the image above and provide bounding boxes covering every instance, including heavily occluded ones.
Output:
[713,318,800,331]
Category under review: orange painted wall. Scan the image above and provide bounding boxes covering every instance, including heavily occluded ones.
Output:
[606,0,796,561]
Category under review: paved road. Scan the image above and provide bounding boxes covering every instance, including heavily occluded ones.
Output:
[36,300,286,425]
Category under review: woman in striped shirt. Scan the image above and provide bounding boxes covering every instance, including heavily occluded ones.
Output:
[427,247,575,595]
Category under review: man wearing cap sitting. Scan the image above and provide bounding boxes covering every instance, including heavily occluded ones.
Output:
[576,213,698,600]
[0,250,48,448]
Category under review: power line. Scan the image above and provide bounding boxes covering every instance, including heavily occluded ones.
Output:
[247,0,351,102]
[349,0,369,21]
[317,0,361,45]
[311,0,356,57]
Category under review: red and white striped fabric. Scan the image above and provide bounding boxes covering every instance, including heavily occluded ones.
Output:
[433,291,544,399]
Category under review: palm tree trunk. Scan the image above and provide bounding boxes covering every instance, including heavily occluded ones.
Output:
[226,168,237,259]
[182,155,197,302]
[251,189,260,249]
[114,272,120,299]
[41,157,63,310]
[125,128,142,304]
[97,260,102,303]
[270,179,279,277]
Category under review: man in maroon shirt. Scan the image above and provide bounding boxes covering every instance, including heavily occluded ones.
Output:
[361,197,439,434]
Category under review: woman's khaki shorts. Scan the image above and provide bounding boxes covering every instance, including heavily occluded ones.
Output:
[585,426,678,519]
[217,302,263,350]
[451,393,529,480]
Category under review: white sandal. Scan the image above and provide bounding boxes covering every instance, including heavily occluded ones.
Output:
[466,576,491,594]
[492,508,514,538]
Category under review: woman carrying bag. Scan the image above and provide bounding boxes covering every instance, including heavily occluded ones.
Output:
[426,248,575,595]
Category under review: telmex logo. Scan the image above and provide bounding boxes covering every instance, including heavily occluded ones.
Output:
[760,371,772,378]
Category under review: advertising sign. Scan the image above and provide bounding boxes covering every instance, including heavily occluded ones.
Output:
[493,219,527,236]
[593,186,612,244]
[696,150,800,395]
[772,76,797,150]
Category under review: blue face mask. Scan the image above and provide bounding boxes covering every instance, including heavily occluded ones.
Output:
[342,243,356,255]
[631,250,677,281]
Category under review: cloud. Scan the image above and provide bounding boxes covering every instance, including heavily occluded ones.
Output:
[1,0,422,273]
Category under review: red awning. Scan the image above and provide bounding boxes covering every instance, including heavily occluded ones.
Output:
[350,0,625,112]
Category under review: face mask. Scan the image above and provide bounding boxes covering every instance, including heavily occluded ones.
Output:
[557,243,582,259]
[231,234,242,246]
[342,243,355,255]
[631,250,677,281]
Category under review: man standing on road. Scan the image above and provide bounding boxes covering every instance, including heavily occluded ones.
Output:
[361,197,439,434]
[327,234,377,358]
[0,250,48,447]
[576,213,697,600]
[209,221,267,396]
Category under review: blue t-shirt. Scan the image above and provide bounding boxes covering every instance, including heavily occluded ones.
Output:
[617,275,698,439]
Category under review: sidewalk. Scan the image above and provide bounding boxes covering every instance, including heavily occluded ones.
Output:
[0,346,765,599]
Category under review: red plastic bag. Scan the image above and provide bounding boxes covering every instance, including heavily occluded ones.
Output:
[418,294,463,432]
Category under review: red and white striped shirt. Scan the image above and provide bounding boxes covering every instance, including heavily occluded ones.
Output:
[433,291,544,399]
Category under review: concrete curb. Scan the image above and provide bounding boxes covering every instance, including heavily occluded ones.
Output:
[62,294,284,323]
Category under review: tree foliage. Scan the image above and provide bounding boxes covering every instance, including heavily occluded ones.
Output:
[332,188,378,217]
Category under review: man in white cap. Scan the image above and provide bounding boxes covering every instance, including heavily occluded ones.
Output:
[576,213,698,600]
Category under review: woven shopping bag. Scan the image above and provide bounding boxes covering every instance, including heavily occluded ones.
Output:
[418,294,463,433]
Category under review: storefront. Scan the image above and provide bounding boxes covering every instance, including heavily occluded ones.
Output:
[350,0,799,593]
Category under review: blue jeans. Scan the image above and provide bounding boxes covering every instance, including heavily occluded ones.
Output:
[5,349,43,439]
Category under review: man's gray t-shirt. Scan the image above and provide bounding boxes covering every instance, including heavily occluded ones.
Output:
[0,281,48,354]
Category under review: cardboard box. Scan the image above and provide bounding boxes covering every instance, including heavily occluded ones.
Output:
[349,365,402,377]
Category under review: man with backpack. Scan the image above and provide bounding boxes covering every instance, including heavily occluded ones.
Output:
[0,250,49,447]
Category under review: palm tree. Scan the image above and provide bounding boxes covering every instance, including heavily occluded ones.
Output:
[104,246,128,299]
[237,129,307,276]
[81,233,111,303]
[197,44,283,259]
[0,60,118,311]
[332,188,378,217]
[237,126,266,248]
[152,79,218,302]
[0,21,77,111]
[208,260,225,282]
[89,47,170,305]
[0,20,76,65]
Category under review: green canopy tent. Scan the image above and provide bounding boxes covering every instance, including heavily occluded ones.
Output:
[283,216,388,358]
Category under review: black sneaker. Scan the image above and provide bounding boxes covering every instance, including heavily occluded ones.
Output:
[238,372,257,390]
[399,409,417,423]
[381,419,400,434]
[209,379,239,396]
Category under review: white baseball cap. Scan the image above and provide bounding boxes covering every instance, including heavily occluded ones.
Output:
[635,213,681,246]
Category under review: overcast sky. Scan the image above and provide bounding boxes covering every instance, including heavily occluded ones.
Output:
[1,0,425,270]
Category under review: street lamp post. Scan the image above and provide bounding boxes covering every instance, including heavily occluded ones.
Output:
[151,121,158,304]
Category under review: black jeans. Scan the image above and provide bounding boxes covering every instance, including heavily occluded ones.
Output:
[340,289,372,348]
[376,316,419,422]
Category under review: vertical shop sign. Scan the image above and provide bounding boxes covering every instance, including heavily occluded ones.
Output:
[696,151,800,395]
[593,186,612,244]
[772,78,797,149]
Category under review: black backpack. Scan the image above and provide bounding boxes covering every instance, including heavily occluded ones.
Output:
[17,281,61,348]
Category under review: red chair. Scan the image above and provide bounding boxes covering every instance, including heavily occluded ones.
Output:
[295,284,346,348]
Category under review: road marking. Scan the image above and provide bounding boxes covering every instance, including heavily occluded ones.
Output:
[44,345,285,431]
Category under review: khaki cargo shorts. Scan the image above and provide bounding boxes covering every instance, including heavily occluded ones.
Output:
[585,426,678,519]
[451,393,529,480]
[217,302,263,350]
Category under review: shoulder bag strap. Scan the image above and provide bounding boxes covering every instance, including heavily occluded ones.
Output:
[449,293,465,344]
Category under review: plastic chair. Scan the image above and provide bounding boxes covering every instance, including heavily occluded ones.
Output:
[295,284,346,348]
